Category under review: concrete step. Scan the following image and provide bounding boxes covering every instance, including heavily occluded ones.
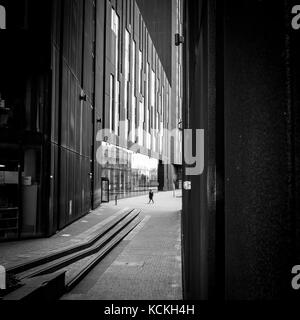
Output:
[17,210,141,280]
[8,208,135,275]
[2,209,142,300]
[2,271,65,301]
[65,216,142,292]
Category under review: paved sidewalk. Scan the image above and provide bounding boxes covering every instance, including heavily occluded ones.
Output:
[62,191,183,300]
[0,202,131,269]
[0,190,183,300]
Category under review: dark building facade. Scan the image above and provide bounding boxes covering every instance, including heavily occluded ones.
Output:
[0,0,182,240]
[0,0,53,239]
[182,0,300,300]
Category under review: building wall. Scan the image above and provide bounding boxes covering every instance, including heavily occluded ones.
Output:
[182,0,216,299]
[100,0,177,198]
[0,0,52,240]
[136,0,183,190]
[223,0,297,300]
[104,0,172,153]
[50,0,96,232]
[0,0,181,239]
[48,0,180,234]
[93,0,106,209]
[171,0,183,166]
[182,0,300,300]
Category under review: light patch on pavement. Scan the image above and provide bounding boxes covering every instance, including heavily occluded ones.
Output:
[112,261,144,268]
[61,234,71,237]
[70,239,83,243]
[123,215,151,241]
[93,210,104,216]
[81,220,88,223]
[92,207,108,216]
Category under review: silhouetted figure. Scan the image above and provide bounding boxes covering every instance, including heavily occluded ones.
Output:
[148,189,154,204]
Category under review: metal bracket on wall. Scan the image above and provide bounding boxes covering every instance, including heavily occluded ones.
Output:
[175,33,185,46]
[183,181,191,190]
[80,91,87,101]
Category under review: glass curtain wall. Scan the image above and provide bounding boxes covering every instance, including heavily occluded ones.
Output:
[102,1,175,203]
[100,142,158,200]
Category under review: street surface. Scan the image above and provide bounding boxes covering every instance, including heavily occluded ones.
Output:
[62,191,182,300]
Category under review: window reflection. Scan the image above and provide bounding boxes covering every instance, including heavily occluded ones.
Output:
[100,142,158,201]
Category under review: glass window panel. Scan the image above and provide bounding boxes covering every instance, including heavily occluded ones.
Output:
[131,96,136,142]
[0,5,6,29]
[111,8,114,31]
[115,81,120,135]
[125,30,130,80]
[132,40,136,89]
[151,70,155,108]
[139,51,143,94]
[124,30,130,134]
[109,75,114,131]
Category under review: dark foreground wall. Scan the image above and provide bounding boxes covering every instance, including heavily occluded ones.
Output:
[224,0,298,300]
[182,0,300,300]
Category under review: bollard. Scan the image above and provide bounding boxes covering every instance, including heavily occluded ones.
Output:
[115,195,118,206]
[0,265,6,290]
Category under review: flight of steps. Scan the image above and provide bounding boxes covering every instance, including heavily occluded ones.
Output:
[2,208,142,301]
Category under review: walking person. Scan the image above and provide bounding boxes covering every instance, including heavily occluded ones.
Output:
[148,189,154,204]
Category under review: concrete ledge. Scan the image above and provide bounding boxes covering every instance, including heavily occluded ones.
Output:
[3,271,66,301]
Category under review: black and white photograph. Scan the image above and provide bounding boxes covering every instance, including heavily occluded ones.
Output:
[0,0,300,310]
